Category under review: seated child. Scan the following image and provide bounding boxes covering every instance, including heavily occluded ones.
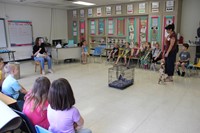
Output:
[158,59,166,84]
[130,42,140,58]
[140,42,152,69]
[81,40,89,64]
[0,57,5,91]
[23,76,51,129]
[107,43,119,62]
[2,63,28,110]
[47,78,92,133]
[175,43,190,77]
[151,42,162,71]
[115,42,131,65]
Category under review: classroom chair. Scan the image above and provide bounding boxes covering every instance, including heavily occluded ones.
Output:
[35,61,48,74]
[35,125,51,133]
[13,109,36,133]
[91,46,104,63]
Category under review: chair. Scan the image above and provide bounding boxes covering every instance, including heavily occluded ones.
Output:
[192,59,200,76]
[35,125,51,133]
[35,61,48,74]
[13,109,36,133]
[92,46,104,63]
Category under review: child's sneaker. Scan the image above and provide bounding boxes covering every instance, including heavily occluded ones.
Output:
[176,70,180,76]
[48,69,54,73]
[181,71,185,77]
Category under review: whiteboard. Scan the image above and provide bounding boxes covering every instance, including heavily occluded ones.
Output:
[8,20,33,47]
[0,18,7,48]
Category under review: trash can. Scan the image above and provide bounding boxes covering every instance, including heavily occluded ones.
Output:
[8,62,20,79]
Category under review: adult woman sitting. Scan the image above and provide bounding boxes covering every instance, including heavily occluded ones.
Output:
[33,37,53,75]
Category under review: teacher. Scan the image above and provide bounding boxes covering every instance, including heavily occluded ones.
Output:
[164,23,178,82]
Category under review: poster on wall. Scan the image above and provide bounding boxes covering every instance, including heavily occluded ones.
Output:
[90,20,96,35]
[127,4,133,14]
[80,9,84,18]
[116,5,122,15]
[8,20,33,47]
[79,20,85,41]
[117,18,125,36]
[88,8,93,17]
[72,21,78,43]
[139,17,148,44]
[152,2,159,13]
[149,16,161,44]
[98,19,105,35]
[106,6,112,16]
[108,19,114,35]
[166,0,174,12]
[127,18,137,47]
[162,16,175,50]
[97,7,102,16]
[139,3,146,13]
[73,10,77,18]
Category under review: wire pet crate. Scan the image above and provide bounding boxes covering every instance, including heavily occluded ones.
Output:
[108,65,134,90]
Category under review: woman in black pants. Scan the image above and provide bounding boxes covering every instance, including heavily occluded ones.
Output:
[164,24,178,82]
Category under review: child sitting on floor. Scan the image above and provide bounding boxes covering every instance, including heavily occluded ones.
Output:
[175,43,190,77]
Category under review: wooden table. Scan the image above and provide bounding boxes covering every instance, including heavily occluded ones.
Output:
[0,92,16,105]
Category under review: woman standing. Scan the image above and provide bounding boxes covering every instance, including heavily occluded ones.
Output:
[164,24,178,82]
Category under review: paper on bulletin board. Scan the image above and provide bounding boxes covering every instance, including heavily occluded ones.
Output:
[116,5,122,15]
[80,9,84,18]
[152,2,159,13]
[127,4,133,14]
[166,1,174,12]
[73,10,77,18]
[88,8,92,17]
[139,3,145,13]
[73,32,77,36]
[97,7,102,16]
[106,6,112,16]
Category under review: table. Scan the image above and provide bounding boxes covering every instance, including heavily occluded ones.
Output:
[51,47,81,64]
[0,92,16,105]
[0,50,16,61]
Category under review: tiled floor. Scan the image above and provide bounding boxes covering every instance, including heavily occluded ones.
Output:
[19,60,200,133]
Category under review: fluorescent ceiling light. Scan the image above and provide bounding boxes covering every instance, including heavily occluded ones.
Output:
[73,1,95,6]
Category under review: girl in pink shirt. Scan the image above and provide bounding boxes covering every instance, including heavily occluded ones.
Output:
[23,76,50,129]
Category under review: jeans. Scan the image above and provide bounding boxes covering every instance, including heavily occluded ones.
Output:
[34,56,52,70]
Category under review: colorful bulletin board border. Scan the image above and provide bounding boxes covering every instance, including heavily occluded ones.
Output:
[139,16,148,45]
[117,18,125,36]
[8,20,33,47]
[89,19,96,35]
[162,15,175,50]
[79,20,85,41]
[127,17,137,44]
[72,21,78,43]
[107,18,115,35]
[98,19,105,35]
[149,16,161,44]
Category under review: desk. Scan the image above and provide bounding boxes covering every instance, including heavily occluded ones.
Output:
[0,50,16,61]
[0,92,16,105]
[52,47,81,64]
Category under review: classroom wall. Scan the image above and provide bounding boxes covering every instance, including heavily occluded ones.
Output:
[180,0,200,43]
[0,3,68,61]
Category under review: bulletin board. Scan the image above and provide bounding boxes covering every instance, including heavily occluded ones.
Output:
[117,18,125,36]
[89,19,96,35]
[8,20,33,47]
[72,21,78,43]
[139,16,148,45]
[149,16,161,44]
[162,16,175,50]
[107,18,115,35]
[127,17,137,45]
[79,20,86,41]
[0,18,7,48]
[98,19,105,35]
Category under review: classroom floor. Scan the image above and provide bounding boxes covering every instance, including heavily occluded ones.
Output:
[18,60,200,133]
